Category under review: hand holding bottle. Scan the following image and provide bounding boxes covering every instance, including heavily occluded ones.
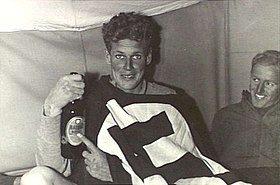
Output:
[44,73,85,117]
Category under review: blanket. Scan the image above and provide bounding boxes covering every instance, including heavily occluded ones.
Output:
[97,99,250,185]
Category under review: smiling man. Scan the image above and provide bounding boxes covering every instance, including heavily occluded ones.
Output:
[25,12,228,185]
[250,52,279,109]
[211,50,280,185]
[105,39,151,94]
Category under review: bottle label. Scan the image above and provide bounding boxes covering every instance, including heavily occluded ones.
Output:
[64,116,85,146]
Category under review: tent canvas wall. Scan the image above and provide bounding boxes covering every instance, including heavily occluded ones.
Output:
[0,0,279,176]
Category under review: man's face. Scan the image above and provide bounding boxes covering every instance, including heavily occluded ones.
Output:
[105,39,151,94]
[249,64,279,108]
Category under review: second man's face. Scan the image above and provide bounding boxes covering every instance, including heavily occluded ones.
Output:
[249,64,279,109]
[105,39,151,94]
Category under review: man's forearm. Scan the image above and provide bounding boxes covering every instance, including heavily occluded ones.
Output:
[36,109,70,175]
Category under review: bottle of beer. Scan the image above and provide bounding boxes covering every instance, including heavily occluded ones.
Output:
[61,72,85,159]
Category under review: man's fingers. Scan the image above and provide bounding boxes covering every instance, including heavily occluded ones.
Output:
[84,158,92,166]
[77,133,98,151]
[82,150,91,160]
[67,73,84,82]
[57,75,85,100]
[72,81,85,89]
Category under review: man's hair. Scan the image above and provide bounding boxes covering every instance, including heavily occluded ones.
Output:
[102,12,162,53]
[251,50,280,70]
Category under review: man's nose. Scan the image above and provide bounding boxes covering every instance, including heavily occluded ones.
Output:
[256,82,265,94]
[124,59,133,70]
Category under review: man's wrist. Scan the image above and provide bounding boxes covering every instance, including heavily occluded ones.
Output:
[43,103,62,117]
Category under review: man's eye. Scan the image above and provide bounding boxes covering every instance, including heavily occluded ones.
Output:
[265,81,275,87]
[131,55,142,60]
[115,55,125,60]
[252,77,259,82]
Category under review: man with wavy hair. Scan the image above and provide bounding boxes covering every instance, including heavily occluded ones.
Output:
[20,12,249,185]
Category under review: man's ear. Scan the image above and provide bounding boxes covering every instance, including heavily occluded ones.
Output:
[105,49,111,64]
[146,50,152,65]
